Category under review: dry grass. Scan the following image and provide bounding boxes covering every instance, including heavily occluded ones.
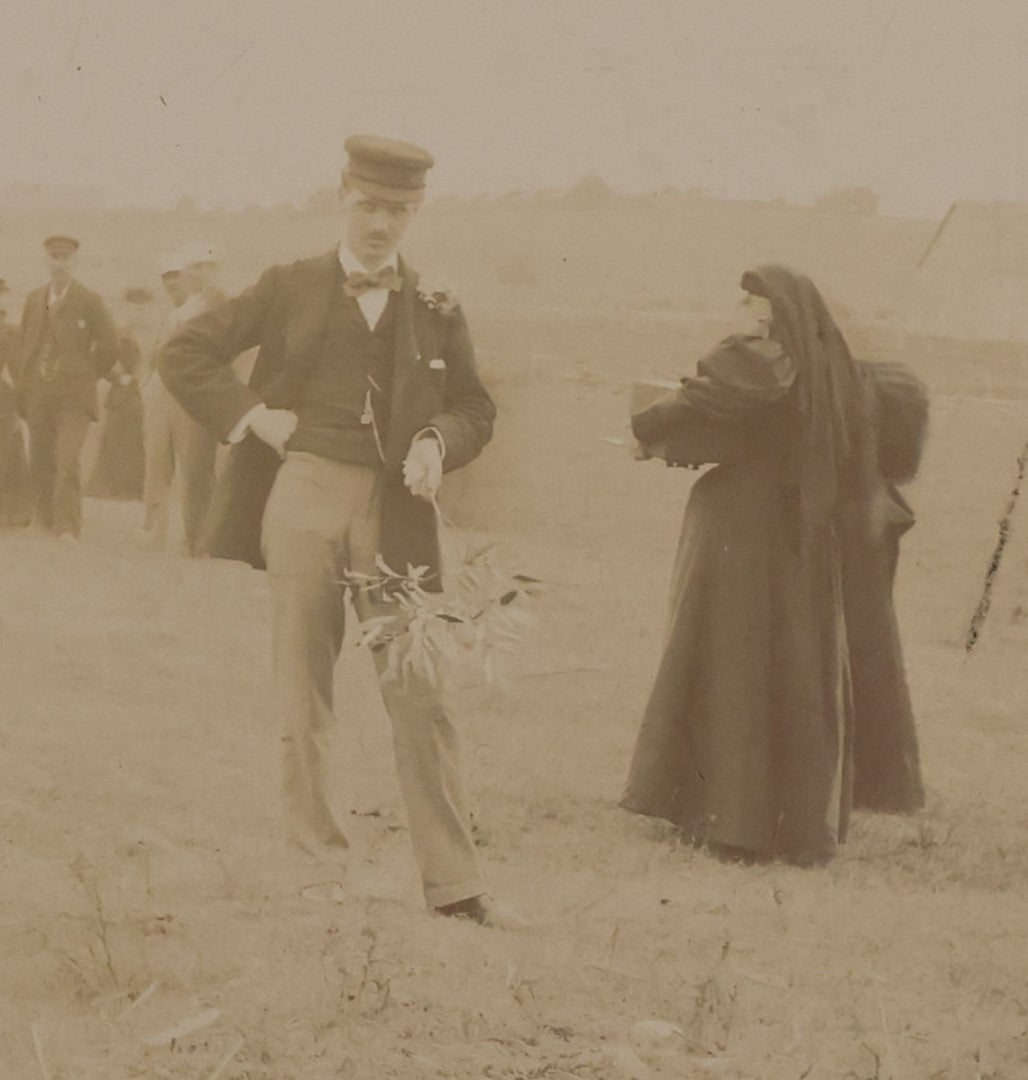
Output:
[1,330,1026,1079]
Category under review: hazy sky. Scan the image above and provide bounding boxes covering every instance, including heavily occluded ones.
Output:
[1,0,1024,215]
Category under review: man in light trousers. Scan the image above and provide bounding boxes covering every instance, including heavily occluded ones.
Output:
[159,136,516,927]
[142,245,224,555]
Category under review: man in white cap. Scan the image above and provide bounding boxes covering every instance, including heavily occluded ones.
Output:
[176,242,228,321]
[141,244,224,554]
[160,136,510,927]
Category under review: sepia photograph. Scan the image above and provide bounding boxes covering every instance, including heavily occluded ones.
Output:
[0,2,1025,1077]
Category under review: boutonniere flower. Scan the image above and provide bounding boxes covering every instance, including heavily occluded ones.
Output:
[416,275,459,316]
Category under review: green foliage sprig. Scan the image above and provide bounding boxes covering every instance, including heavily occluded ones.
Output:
[344,515,542,690]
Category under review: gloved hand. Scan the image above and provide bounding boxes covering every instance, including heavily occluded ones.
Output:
[249,406,298,459]
[403,433,444,500]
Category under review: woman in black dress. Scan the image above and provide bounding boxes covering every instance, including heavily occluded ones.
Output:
[622,265,925,864]
[87,290,151,501]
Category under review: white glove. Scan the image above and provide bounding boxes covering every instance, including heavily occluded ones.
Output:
[249,405,298,459]
[403,434,443,500]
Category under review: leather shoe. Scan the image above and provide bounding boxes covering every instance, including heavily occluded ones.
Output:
[435,894,528,931]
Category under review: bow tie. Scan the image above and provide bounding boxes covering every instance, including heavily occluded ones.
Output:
[343,267,402,298]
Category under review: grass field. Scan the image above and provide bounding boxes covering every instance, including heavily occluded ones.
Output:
[1,321,1025,1079]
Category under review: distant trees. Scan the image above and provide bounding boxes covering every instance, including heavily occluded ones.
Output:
[563,176,613,208]
[294,175,884,216]
[1,182,105,209]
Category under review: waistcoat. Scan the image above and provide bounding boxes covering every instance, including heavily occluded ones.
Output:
[288,287,397,466]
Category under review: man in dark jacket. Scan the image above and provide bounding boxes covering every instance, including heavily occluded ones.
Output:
[17,235,119,537]
[160,136,509,926]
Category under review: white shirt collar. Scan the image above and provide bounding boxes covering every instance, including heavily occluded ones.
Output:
[48,280,71,306]
[337,243,398,279]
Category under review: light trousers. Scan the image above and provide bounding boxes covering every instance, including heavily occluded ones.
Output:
[142,375,217,555]
[25,391,92,536]
[261,451,483,908]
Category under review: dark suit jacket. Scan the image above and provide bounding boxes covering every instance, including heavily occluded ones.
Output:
[16,280,119,418]
[158,250,496,583]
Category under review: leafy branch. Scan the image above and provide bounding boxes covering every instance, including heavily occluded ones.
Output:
[344,516,543,690]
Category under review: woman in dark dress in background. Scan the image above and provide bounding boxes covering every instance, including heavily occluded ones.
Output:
[87,289,151,501]
[621,264,925,865]
[847,360,927,813]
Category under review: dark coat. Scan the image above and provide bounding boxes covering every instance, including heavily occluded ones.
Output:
[0,321,18,382]
[158,250,496,582]
[622,346,928,859]
[87,335,145,501]
[622,337,854,862]
[0,321,31,525]
[845,361,927,813]
[16,280,120,419]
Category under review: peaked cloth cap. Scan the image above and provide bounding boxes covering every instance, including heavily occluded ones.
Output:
[44,235,80,255]
[160,242,222,278]
[159,242,219,276]
[342,135,434,203]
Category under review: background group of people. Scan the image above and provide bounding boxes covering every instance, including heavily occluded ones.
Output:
[0,235,229,553]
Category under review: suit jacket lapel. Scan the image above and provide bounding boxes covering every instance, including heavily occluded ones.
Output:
[388,258,421,438]
[63,279,85,308]
[52,280,83,327]
[23,287,48,360]
[279,249,339,396]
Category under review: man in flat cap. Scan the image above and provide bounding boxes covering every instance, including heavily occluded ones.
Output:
[160,136,508,925]
[141,244,225,554]
[16,236,119,538]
